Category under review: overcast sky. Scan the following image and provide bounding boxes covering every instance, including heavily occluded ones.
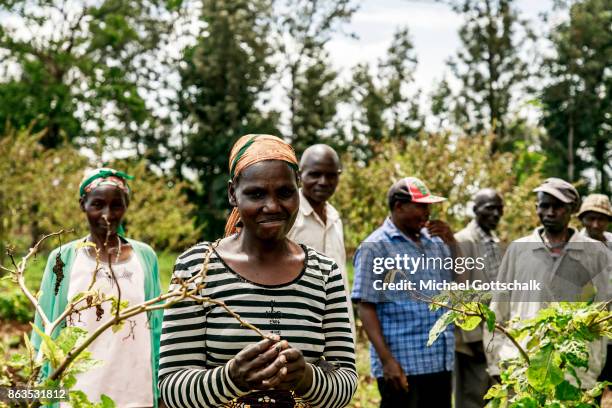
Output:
[326,0,553,95]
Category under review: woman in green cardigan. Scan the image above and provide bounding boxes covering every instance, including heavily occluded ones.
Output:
[32,167,162,407]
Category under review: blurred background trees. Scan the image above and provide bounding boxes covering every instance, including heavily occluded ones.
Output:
[333,133,544,252]
[0,0,181,157]
[540,0,611,195]
[0,0,609,244]
[0,126,200,259]
[432,0,536,152]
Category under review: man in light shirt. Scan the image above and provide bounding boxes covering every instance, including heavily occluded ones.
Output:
[484,178,609,389]
[287,144,354,335]
[454,188,504,408]
[579,194,612,244]
[578,194,612,403]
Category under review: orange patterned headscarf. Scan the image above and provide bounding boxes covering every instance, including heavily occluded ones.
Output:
[224,134,299,237]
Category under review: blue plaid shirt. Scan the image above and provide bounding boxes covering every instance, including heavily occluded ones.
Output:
[351,218,454,378]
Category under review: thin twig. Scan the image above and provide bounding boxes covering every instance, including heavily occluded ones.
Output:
[411,291,530,364]
[47,240,269,381]
[13,230,70,328]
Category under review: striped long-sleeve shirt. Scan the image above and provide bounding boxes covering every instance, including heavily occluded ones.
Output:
[158,242,357,408]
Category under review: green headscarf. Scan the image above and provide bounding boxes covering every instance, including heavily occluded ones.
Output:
[79,167,134,235]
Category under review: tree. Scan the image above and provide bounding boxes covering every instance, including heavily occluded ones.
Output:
[276,0,358,154]
[177,0,280,237]
[349,28,424,160]
[540,0,611,193]
[435,0,534,149]
[287,48,347,155]
[0,0,181,155]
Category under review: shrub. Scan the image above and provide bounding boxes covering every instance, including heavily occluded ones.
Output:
[0,126,201,257]
[333,133,544,252]
[0,279,33,323]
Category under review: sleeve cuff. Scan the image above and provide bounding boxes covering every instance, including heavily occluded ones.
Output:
[299,363,319,401]
[221,362,250,399]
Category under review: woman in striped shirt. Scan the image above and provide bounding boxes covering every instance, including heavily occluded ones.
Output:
[158,135,357,408]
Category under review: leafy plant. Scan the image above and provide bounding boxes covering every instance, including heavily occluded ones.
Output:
[0,232,269,407]
[0,279,33,323]
[426,291,611,407]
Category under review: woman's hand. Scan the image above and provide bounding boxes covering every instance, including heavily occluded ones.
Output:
[261,342,313,395]
[228,336,286,391]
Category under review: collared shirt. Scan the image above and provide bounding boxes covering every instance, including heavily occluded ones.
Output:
[454,220,503,348]
[288,189,347,286]
[473,221,502,280]
[580,228,612,245]
[484,227,610,388]
[287,189,355,338]
[351,218,454,377]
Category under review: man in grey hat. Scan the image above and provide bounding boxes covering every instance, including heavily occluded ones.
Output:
[484,178,609,389]
[578,194,612,243]
[454,189,504,408]
[578,194,612,402]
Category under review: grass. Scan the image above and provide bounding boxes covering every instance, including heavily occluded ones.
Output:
[349,335,380,408]
[14,250,380,406]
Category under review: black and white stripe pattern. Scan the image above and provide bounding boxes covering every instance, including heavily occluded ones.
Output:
[158,242,357,408]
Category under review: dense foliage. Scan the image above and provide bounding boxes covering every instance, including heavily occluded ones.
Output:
[0,127,200,256]
[1,0,609,237]
[428,292,612,407]
[431,0,535,150]
[0,0,183,152]
[540,0,611,193]
[333,133,544,252]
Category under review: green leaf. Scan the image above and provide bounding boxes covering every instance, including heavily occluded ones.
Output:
[68,390,90,407]
[585,380,611,399]
[565,365,582,388]
[56,326,87,354]
[110,297,129,315]
[100,395,116,408]
[484,384,506,400]
[480,304,496,332]
[30,323,63,368]
[554,380,581,401]
[508,396,537,408]
[526,344,564,391]
[111,321,125,333]
[456,315,482,331]
[63,373,77,389]
[23,333,35,358]
[427,310,457,346]
[67,351,103,376]
[8,352,28,368]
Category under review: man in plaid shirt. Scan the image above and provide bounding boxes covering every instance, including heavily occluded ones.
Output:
[454,189,504,408]
[352,177,456,408]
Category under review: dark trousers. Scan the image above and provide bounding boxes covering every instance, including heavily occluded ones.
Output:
[599,344,612,382]
[454,350,493,408]
[377,371,452,408]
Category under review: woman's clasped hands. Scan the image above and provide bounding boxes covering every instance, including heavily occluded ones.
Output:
[228,335,313,395]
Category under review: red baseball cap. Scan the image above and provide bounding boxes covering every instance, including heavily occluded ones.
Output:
[387,177,446,205]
